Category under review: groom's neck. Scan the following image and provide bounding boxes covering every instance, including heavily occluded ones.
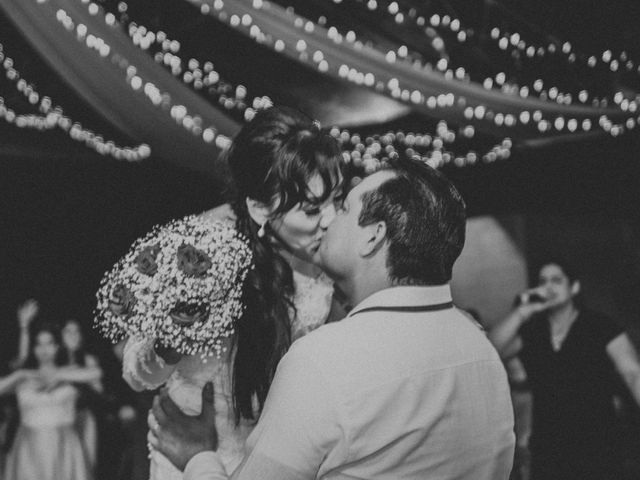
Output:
[338,271,393,309]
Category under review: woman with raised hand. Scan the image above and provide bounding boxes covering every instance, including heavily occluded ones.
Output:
[4,323,98,480]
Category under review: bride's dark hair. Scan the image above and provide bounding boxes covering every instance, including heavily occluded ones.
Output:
[226,106,343,421]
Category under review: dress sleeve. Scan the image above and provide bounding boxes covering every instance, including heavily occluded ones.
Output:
[122,336,177,391]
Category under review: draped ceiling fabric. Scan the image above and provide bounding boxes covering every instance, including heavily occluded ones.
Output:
[185,0,636,144]
[0,0,638,176]
[0,0,240,176]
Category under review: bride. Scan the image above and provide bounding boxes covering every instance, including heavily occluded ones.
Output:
[121,106,347,478]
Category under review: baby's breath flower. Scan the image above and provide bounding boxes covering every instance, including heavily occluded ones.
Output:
[94,215,253,358]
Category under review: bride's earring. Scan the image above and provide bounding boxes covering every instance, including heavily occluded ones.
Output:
[257,222,267,238]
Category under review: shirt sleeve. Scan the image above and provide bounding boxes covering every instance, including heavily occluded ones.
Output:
[229,343,346,480]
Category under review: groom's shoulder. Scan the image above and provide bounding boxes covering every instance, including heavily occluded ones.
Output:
[289,316,355,358]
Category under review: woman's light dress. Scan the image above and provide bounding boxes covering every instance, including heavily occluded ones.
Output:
[4,381,93,480]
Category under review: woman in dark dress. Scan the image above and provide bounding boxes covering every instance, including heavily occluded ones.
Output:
[488,260,640,480]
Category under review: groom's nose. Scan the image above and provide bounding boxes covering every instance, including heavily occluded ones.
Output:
[319,203,337,229]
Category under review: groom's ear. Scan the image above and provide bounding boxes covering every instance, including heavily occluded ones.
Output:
[246,198,274,226]
[358,221,387,257]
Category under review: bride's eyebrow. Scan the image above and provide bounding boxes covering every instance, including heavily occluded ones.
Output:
[302,189,330,204]
[299,197,322,210]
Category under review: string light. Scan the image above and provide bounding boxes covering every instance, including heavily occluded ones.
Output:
[100,0,639,153]
[488,26,638,76]
[482,26,640,109]
[193,0,473,116]
[347,0,470,50]
[334,0,640,115]
[185,0,637,140]
[115,0,516,169]
[330,120,513,172]
[108,2,274,126]
[16,0,636,170]
[62,3,235,147]
[0,42,150,161]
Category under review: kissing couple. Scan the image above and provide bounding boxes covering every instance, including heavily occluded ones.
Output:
[108,106,514,480]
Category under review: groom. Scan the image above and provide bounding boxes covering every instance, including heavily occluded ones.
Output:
[149,158,515,479]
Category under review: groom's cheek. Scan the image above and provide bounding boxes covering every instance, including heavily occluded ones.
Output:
[312,248,324,267]
[319,237,331,260]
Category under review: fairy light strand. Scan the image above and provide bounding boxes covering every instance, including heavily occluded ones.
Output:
[339,0,639,111]
[0,42,150,161]
[56,4,235,150]
[187,0,637,138]
[109,0,515,168]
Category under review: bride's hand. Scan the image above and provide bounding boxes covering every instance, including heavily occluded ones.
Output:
[148,382,218,472]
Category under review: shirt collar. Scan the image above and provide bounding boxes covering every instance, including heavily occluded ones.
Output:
[348,284,453,317]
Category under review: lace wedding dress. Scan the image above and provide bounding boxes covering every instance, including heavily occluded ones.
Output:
[123,269,334,479]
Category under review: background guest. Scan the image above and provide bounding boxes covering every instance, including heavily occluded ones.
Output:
[3,323,95,480]
[488,259,640,480]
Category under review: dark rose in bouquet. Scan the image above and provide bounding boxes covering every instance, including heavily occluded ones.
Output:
[95,216,252,357]
[177,244,212,277]
[108,284,136,316]
[134,244,160,276]
[169,302,209,326]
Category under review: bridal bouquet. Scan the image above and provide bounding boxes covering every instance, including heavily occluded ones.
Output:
[94,215,253,358]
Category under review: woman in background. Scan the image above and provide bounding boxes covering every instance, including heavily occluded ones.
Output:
[3,323,100,480]
[0,367,40,478]
[0,299,41,480]
[488,259,640,480]
[10,306,103,474]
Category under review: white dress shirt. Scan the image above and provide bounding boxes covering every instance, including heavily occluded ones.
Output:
[184,285,515,479]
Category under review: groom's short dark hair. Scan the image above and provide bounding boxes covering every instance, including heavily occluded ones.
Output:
[358,158,466,285]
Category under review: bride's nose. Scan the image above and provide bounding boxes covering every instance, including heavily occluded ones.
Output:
[319,203,336,229]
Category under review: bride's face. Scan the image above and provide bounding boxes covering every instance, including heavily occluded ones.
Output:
[269,175,340,264]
